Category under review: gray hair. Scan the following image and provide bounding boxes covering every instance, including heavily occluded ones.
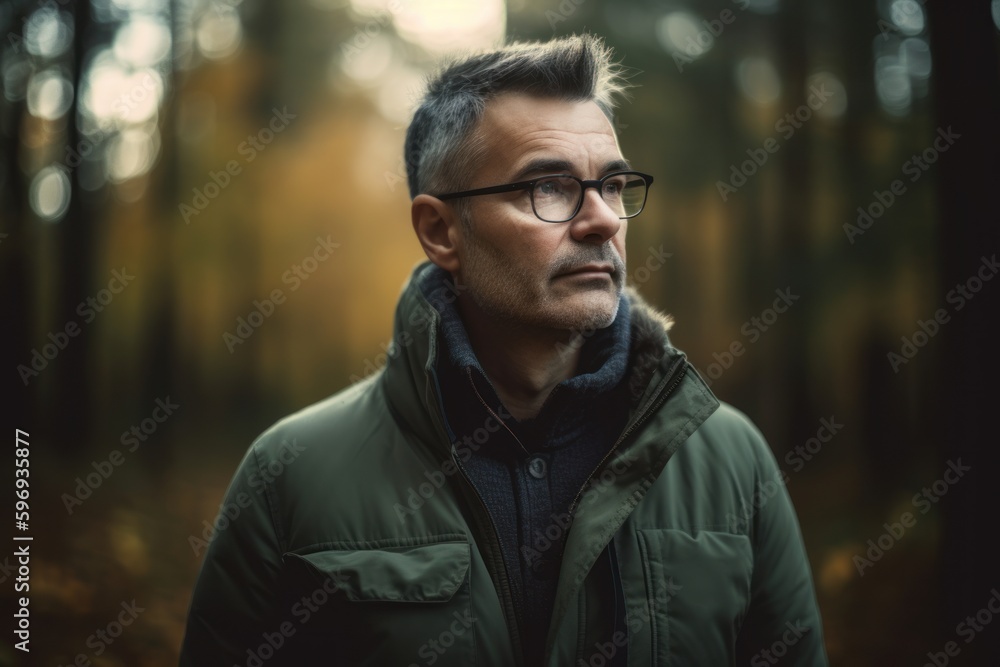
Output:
[404,34,628,201]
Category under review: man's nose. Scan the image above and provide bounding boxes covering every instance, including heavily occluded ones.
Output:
[569,187,623,244]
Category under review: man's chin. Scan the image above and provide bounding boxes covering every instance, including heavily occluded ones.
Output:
[544,290,621,331]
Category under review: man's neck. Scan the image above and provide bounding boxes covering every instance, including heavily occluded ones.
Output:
[457,296,583,421]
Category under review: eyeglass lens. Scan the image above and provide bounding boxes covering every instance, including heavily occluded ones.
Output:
[531,173,647,222]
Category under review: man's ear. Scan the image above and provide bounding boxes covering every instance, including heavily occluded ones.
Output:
[411,194,462,273]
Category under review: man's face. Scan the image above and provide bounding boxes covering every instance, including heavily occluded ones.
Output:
[452,93,629,333]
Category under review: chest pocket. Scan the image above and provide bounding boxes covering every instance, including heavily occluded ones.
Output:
[637,529,752,667]
[280,535,476,667]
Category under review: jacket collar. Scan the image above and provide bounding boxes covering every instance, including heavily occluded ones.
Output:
[381,260,698,459]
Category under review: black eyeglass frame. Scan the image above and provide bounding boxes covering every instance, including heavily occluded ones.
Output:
[433,170,655,223]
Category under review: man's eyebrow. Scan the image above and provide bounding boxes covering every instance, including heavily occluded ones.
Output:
[603,158,631,173]
[510,158,573,181]
[510,157,632,181]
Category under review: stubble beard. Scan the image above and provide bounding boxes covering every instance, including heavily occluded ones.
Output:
[459,224,625,334]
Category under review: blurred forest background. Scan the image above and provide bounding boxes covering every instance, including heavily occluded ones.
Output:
[1,0,999,665]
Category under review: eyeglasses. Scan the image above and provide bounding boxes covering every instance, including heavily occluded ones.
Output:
[434,170,654,223]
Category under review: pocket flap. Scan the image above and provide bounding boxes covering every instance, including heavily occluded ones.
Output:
[284,539,470,603]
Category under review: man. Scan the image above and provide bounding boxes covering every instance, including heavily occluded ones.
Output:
[181,34,828,666]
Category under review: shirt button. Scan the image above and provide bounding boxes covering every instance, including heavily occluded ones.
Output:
[528,456,547,479]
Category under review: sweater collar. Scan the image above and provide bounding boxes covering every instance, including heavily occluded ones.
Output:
[417,264,632,451]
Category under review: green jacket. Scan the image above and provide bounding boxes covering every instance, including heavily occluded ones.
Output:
[181,261,828,666]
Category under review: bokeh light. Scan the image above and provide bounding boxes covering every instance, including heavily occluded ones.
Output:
[26,68,74,120]
[347,0,506,55]
[2,59,33,102]
[29,166,71,222]
[888,0,924,36]
[339,34,395,84]
[106,125,159,183]
[195,5,243,60]
[656,11,714,59]
[874,55,911,116]
[24,7,74,58]
[900,37,931,80]
[808,71,848,119]
[736,56,782,106]
[113,15,172,68]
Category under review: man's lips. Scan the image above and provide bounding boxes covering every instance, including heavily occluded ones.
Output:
[556,263,615,279]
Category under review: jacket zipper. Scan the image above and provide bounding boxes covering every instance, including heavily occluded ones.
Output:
[431,367,531,664]
[466,367,531,457]
[452,445,527,664]
[567,356,688,519]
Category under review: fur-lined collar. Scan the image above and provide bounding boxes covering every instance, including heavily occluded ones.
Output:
[623,285,677,405]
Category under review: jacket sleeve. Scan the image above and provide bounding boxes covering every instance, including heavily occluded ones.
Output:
[734,425,830,667]
[179,440,287,667]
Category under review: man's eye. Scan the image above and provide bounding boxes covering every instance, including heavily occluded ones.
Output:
[536,180,562,196]
[603,179,625,196]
